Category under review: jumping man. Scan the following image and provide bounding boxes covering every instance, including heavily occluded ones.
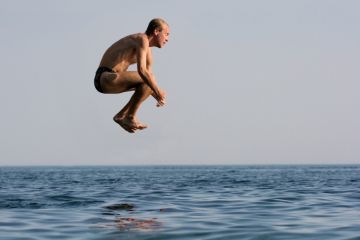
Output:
[94,18,170,133]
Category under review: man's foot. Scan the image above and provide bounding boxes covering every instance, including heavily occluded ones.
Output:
[135,120,148,130]
[113,116,148,132]
[113,116,137,133]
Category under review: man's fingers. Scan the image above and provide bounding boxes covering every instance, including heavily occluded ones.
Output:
[156,99,166,107]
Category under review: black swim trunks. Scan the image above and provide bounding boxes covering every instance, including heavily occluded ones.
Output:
[94,67,114,93]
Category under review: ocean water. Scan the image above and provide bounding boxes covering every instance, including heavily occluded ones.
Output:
[0,165,359,240]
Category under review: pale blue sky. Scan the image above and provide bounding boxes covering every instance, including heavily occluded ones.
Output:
[1,0,359,165]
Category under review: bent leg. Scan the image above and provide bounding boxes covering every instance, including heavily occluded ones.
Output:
[100,71,143,94]
[114,83,152,132]
[100,71,153,132]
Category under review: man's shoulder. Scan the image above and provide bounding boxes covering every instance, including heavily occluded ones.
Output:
[111,33,147,51]
[123,33,145,41]
[123,33,147,46]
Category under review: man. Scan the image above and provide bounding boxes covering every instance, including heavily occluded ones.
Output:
[94,18,170,133]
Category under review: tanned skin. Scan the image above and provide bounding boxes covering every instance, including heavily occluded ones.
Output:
[96,23,170,133]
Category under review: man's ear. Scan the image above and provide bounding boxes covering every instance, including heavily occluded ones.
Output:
[154,28,161,36]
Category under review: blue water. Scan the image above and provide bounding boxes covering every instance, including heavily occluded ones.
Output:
[1,165,360,240]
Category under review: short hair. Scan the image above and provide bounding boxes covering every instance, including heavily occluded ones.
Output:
[145,18,168,36]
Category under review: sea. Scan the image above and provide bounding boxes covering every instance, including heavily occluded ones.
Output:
[0,165,359,240]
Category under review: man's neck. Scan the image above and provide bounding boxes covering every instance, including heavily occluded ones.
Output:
[146,34,156,47]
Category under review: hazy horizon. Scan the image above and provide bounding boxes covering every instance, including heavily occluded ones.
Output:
[0,163,360,168]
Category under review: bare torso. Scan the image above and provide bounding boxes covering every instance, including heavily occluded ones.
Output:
[98,33,151,73]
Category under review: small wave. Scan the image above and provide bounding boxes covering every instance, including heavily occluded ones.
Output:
[47,194,103,207]
[0,194,103,209]
[0,199,43,209]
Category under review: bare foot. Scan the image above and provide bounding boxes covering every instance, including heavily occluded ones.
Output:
[113,116,137,133]
[135,119,148,130]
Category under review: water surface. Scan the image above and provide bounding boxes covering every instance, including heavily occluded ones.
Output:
[1,165,359,239]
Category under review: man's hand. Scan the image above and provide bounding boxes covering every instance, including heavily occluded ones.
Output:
[155,89,166,107]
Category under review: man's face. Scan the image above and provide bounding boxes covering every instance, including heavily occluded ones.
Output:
[155,25,170,48]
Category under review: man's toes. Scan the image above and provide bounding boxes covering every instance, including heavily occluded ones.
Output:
[127,125,138,133]
[137,124,148,130]
[117,121,136,133]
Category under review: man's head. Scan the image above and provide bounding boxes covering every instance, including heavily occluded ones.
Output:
[145,18,170,48]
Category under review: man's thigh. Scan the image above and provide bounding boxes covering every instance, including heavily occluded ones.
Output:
[101,71,143,93]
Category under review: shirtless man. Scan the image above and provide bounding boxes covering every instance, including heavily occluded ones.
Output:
[94,18,170,133]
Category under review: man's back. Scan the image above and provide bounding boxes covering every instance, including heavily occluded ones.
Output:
[99,33,147,73]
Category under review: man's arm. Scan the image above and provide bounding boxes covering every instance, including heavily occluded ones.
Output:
[136,36,165,105]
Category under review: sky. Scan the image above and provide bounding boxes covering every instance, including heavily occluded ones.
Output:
[1,0,359,166]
